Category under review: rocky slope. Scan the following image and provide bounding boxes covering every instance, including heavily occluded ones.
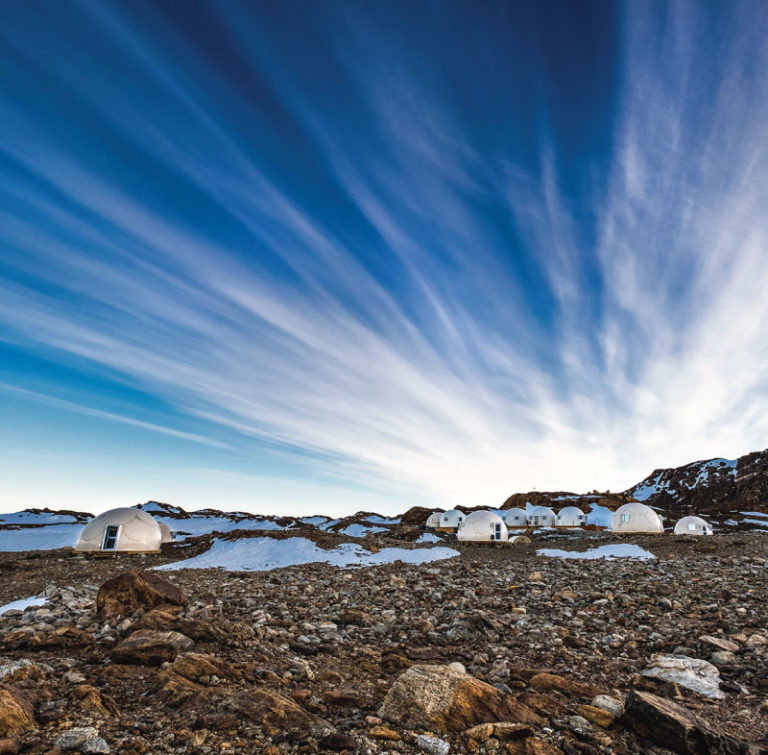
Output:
[0,534,767,754]
[625,448,768,521]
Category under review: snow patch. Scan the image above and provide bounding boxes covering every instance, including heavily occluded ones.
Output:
[537,544,655,560]
[0,524,82,552]
[155,537,459,572]
[416,533,443,543]
[338,524,387,537]
[0,596,47,616]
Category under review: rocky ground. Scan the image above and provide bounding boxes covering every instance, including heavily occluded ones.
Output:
[0,532,767,754]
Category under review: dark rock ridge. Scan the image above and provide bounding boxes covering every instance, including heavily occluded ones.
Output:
[624,448,768,519]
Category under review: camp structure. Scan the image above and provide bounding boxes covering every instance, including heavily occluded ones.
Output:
[75,507,163,553]
[424,511,442,530]
[555,506,586,528]
[610,502,664,534]
[159,522,175,543]
[527,505,556,527]
[457,510,508,543]
[673,515,713,536]
[500,508,528,529]
[436,509,466,532]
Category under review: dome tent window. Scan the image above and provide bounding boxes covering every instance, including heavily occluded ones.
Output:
[102,525,120,550]
[621,514,630,523]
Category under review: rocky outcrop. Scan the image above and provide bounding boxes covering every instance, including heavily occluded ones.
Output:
[379,663,543,732]
[625,448,768,519]
[0,689,34,737]
[96,571,188,619]
[622,689,754,754]
[111,629,193,665]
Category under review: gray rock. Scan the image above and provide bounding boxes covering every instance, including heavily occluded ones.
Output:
[415,734,450,755]
[55,727,110,752]
[641,654,725,699]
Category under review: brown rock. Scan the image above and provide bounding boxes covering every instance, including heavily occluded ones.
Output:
[465,722,533,742]
[379,664,544,732]
[153,671,209,707]
[132,607,184,631]
[622,689,751,754]
[111,629,193,665]
[525,740,564,755]
[228,689,313,729]
[528,673,601,698]
[73,685,119,717]
[368,725,401,740]
[0,738,19,755]
[0,690,34,738]
[96,570,188,619]
[577,704,614,728]
[171,652,238,683]
[4,626,92,651]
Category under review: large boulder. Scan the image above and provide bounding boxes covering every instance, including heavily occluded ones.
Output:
[111,629,193,666]
[622,689,752,754]
[96,571,188,620]
[379,664,543,732]
[0,689,34,737]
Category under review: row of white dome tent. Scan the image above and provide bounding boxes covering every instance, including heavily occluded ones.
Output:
[426,503,713,540]
[430,505,577,532]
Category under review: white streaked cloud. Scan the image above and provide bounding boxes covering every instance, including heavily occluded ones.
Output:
[1,1,767,514]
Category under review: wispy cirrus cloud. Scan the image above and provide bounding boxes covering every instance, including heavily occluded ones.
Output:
[0,0,767,514]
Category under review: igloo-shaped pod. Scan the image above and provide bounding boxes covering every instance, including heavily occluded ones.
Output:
[425,511,442,530]
[527,505,556,527]
[500,508,528,529]
[76,507,163,552]
[555,506,586,528]
[437,509,466,531]
[457,511,508,542]
[610,502,664,534]
[159,522,175,543]
[673,515,713,536]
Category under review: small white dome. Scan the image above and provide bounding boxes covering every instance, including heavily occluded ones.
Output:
[438,509,466,529]
[673,515,712,536]
[457,511,508,542]
[159,522,175,543]
[611,503,664,534]
[76,507,163,552]
[425,512,442,528]
[500,508,527,528]
[527,506,556,526]
[556,506,586,527]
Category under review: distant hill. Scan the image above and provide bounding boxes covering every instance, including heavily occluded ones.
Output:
[622,448,768,523]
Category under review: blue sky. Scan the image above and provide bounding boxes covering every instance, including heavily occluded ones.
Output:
[2,0,768,516]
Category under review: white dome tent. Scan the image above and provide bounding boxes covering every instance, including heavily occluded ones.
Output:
[76,508,163,553]
[674,516,713,536]
[555,506,586,528]
[436,509,466,531]
[457,511,508,543]
[424,512,442,530]
[159,522,175,543]
[500,508,528,529]
[610,503,664,534]
[527,506,556,527]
